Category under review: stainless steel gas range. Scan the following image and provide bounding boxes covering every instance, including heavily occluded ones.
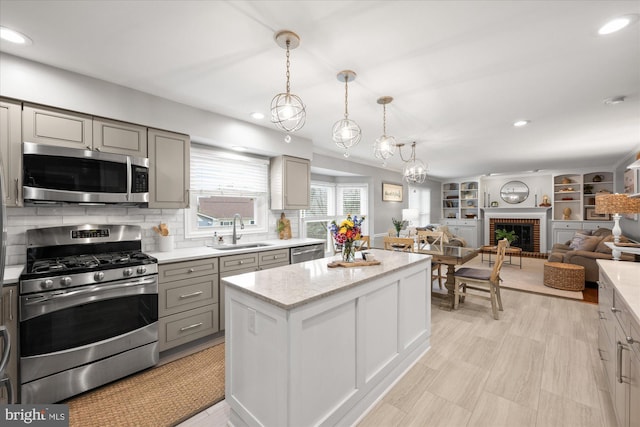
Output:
[19,224,159,403]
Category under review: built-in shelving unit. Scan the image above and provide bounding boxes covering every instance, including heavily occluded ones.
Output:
[552,171,614,221]
[442,180,480,219]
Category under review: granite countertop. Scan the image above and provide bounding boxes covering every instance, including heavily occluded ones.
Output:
[149,238,325,264]
[597,259,640,327]
[222,248,431,310]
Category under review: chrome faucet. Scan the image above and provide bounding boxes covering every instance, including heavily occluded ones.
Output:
[232,213,244,244]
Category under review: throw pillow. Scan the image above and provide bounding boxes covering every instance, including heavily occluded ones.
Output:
[569,233,601,251]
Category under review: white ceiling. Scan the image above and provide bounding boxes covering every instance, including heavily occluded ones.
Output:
[1,0,639,179]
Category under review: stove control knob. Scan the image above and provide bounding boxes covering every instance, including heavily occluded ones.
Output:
[94,272,105,281]
[41,279,54,290]
[137,266,147,275]
[123,268,133,277]
[60,277,72,286]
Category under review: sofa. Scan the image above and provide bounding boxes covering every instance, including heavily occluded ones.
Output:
[548,228,635,282]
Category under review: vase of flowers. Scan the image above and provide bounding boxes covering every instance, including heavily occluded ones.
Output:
[330,214,365,263]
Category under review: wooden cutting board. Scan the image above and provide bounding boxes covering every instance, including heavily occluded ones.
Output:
[327,260,381,268]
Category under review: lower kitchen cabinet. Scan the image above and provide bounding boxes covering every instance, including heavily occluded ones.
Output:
[219,248,290,330]
[0,284,18,403]
[158,257,219,352]
[598,262,640,427]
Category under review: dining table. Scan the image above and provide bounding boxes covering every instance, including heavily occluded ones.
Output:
[416,244,480,308]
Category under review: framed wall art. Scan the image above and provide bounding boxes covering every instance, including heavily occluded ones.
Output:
[382,182,403,202]
[585,207,610,221]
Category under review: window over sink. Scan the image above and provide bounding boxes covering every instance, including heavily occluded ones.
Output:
[185,144,269,238]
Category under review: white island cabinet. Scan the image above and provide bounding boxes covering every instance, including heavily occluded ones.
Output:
[223,249,431,427]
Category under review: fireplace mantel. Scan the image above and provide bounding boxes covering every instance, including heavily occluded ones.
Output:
[482,208,552,252]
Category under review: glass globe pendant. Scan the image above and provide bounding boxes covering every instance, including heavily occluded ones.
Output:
[332,70,361,157]
[271,30,306,134]
[399,142,428,184]
[373,96,396,165]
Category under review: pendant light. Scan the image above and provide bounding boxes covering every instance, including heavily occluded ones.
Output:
[398,141,428,184]
[332,70,361,157]
[373,96,397,166]
[271,30,306,136]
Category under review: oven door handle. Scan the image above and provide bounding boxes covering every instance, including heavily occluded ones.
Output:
[0,326,10,376]
[20,276,158,321]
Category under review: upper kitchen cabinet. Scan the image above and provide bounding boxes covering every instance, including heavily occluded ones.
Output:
[270,155,310,210]
[92,117,147,157]
[22,104,92,150]
[0,98,22,207]
[23,104,147,157]
[148,128,190,209]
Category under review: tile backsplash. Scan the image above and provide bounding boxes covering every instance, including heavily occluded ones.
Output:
[5,206,299,266]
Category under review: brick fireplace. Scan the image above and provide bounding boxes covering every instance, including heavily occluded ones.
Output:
[489,218,540,253]
[483,209,550,254]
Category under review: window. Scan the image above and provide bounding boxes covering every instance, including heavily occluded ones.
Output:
[302,182,368,249]
[185,144,269,238]
[408,185,431,225]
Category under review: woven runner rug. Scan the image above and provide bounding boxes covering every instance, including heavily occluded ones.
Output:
[64,343,225,427]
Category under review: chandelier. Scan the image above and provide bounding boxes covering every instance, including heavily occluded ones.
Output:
[398,141,428,184]
[332,70,361,157]
[270,30,306,136]
[373,96,396,166]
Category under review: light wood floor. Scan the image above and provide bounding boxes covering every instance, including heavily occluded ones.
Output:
[179,289,617,427]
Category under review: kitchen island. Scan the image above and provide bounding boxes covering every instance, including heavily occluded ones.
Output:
[223,248,432,427]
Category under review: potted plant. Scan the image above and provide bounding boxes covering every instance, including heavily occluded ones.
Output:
[392,217,406,237]
[495,228,518,246]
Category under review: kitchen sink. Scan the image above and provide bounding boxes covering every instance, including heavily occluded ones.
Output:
[209,243,273,250]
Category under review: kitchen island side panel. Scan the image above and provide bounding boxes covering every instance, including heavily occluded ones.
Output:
[225,257,431,427]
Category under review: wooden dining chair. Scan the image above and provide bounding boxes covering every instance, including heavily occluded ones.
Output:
[355,235,370,251]
[416,230,445,289]
[383,236,414,252]
[453,238,508,320]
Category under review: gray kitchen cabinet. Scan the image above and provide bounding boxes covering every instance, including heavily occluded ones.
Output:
[270,155,310,210]
[219,248,290,330]
[92,117,147,157]
[0,284,18,403]
[0,98,22,207]
[23,104,147,157]
[22,104,92,150]
[148,128,190,209]
[598,268,640,427]
[158,257,219,352]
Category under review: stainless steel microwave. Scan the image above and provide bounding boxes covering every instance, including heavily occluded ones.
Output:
[22,142,149,205]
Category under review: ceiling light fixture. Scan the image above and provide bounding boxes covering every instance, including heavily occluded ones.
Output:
[0,26,32,45]
[270,30,306,138]
[397,141,428,184]
[373,96,397,166]
[250,112,264,120]
[598,15,638,35]
[513,120,530,127]
[332,70,361,157]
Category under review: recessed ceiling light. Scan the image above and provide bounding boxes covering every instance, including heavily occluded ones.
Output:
[513,120,530,127]
[603,96,626,105]
[231,145,248,151]
[250,112,264,120]
[598,14,638,35]
[0,26,33,45]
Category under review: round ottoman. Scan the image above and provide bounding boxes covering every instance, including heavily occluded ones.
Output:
[543,262,585,291]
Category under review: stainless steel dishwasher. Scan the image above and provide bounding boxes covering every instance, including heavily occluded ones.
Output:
[290,243,325,263]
